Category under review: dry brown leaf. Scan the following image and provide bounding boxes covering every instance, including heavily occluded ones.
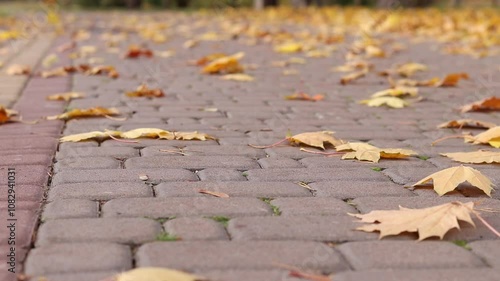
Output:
[285,92,324,102]
[413,165,494,196]
[289,131,344,150]
[441,151,500,164]
[460,97,500,113]
[351,201,476,240]
[126,84,165,98]
[60,128,216,142]
[6,64,31,75]
[340,70,367,85]
[47,107,120,120]
[123,45,154,58]
[198,189,230,198]
[336,142,417,163]
[438,72,469,87]
[85,65,119,79]
[195,53,227,66]
[438,119,496,129]
[0,106,18,124]
[46,92,85,102]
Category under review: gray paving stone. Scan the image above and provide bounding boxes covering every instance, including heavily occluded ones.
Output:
[36,218,162,246]
[141,145,266,158]
[42,199,99,220]
[164,217,229,240]
[102,198,272,218]
[258,157,304,168]
[197,168,247,181]
[271,198,356,215]
[311,180,414,199]
[51,168,197,185]
[470,240,500,268]
[246,168,388,182]
[125,156,260,170]
[56,146,139,159]
[201,269,319,281]
[337,241,486,270]
[155,182,312,197]
[32,271,119,281]
[100,138,219,148]
[334,269,499,281]
[136,241,348,272]
[48,182,152,201]
[228,215,378,242]
[54,157,121,172]
[24,243,131,275]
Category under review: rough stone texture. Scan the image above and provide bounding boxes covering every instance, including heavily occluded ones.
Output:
[197,168,248,181]
[36,218,162,246]
[54,156,121,172]
[136,241,349,272]
[125,156,260,170]
[337,241,486,270]
[102,198,272,218]
[164,217,229,240]
[246,168,389,182]
[310,181,414,199]
[48,182,153,201]
[470,240,500,268]
[334,269,500,281]
[24,243,132,275]
[42,199,99,220]
[271,198,356,215]
[201,270,320,281]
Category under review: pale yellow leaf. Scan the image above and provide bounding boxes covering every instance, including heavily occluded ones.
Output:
[106,267,205,281]
[413,165,494,196]
[202,52,244,74]
[360,97,408,108]
[396,62,427,77]
[6,64,31,75]
[441,151,500,164]
[46,92,85,101]
[371,87,418,98]
[221,73,254,82]
[289,131,344,150]
[336,142,416,163]
[274,42,302,53]
[47,107,120,120]
[352,201,476,240]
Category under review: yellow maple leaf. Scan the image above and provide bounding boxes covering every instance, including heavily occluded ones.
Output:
[288,131,344,150]
[104,267,205,281]
[441,151,500,164]
[360,97,408,108]
[371,87,418,98]
[413,165,494,196]
[469,126,500,148]
[202,52,244,74]
[46,92,85,102]
[60,129,215,143]
[351,201,476,241]
[47,107,120,120]
[340,70,367,85]
[336,142,417,163]
[274,42,303,53]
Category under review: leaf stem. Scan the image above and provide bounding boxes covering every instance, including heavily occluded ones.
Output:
[300,148,344,156]
[431,134,475,146]
[248,138,288,149]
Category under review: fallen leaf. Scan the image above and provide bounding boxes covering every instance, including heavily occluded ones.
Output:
[42,54,59,68]
[40,65,80,78]
[351,201,476,240]
[340,70,367,85]
[438,119,496,129]
[123,45,154,58]
[460,97,500,113]
[274,42,302,53]
[305,49,331,58]
[100,267,205,281]
[360,97,408,108]
[195,53,227,66]
[199,189,230,198]
[60,128,216,142]
[441,151,500,164]
[365,45,385,58]
[285,92,324,102]
[126,84,165,98]
[413,165,494,196]
[393,73,469,87]
[47,107,120,120]
[220,73,254,81]
[0,106,18,124]
[371,87,418,98]
[467,126,500,148]
[85,65,119,79]
[333,61,373,72]
[336,142,417,163]
[202,52,244,74]
[183,39,198,49]
[6,64,31,75]
[289,131,344,150]
[46,92,85,101]
[396,62,427,77]
[438,72,469,87]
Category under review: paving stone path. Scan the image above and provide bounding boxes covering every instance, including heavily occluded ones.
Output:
[0,10,499,281]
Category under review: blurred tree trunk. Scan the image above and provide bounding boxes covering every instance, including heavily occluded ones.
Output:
[126,0,142,8]
[291,0,307,7]
[254,0,279,9]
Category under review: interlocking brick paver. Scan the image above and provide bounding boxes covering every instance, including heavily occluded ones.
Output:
[334,269,499,281]
[102,198,272,218]
[197,168,248,181]
[136,241,348,272]
[125,156,260,170]
[54,156,121,171]
[24,243,131,275]
[164,218,229,240]
[141,145,266,158]
[228,215,378,242]
[48,182,153,200]
[246,168,388,182]
[155,182,311,197]
[470,240,500,268]
[311,181,413,199]
[271,198,356,215]
[42,199,99,220]
[55,146,139,159]
[337,241,486,270]
[201,269,314,281]
[36,218,162,246]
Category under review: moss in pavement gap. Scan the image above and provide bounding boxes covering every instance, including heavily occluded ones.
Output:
[417,155,430,161]
[210,216,230,227]
[452,240,471,250]
[371,167,384,172]
[156,231,180,242]
[260,197,282,216]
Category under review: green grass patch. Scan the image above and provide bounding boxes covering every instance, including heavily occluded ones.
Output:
[211,216,230,227]
[260,197,282,216]
[156,231,180,242]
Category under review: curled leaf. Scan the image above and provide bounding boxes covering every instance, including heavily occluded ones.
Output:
[289,131,344,150]
[360,97,408,108]
[371,87,418,98]
[460,97,500,113]
[47,107,120,120]
[285,92,324,102]
[202,52,244,74]
[220,73,254,82]
[46,92,85,101]
[123,45,154,58]
[336,142,417,163]
[126,84,165,98]
[6,64,31,75]
[441,151,500,164]
[100,267,205,281]
[438,119,496,129]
